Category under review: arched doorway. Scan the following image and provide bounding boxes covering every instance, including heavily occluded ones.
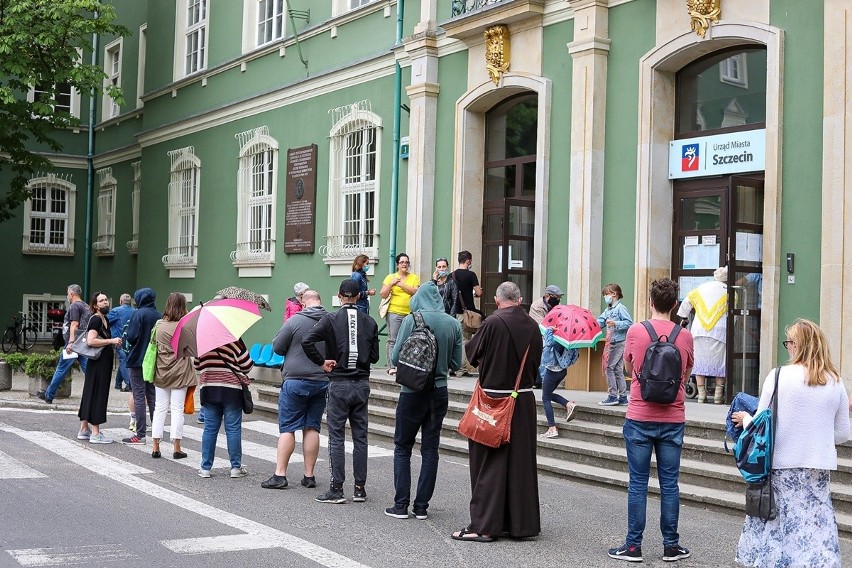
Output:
[481,94,537,314]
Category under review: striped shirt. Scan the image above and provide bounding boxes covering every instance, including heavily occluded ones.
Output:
[195,340,253,389]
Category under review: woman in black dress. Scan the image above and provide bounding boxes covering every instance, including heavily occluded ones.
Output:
[78,292,123,444]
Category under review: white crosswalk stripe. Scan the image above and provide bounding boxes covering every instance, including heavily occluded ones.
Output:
[0,449,47,479]
[241,420,394,457]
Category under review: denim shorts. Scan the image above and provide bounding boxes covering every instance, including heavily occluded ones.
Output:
[278,378,329,434]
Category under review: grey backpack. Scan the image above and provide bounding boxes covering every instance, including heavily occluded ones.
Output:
[395,312,438,392]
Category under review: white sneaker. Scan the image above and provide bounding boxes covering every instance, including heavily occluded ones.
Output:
[198,469,211,478]
[88,433,113,444]
[565,402,577,422]
[231,466,248,478]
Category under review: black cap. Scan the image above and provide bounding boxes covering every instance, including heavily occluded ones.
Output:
[339,279,360,298]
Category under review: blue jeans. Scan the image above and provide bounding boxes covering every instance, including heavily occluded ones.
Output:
[325,380,370,488]
[393,387,449,511]
[45,354,87,400]
[605,340,627,397]
[623,419,685,547]
[114,348,129,389]
[200,400,243,471]
[541,368,569,426]
[278,379,328,433]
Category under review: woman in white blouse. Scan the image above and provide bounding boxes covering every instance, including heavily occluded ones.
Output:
[732,319,850,567]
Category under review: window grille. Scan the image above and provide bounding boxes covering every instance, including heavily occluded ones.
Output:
[163,148,200,267]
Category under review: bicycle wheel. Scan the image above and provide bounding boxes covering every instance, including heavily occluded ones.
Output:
[1,328,14,353]
[20,326,37,351]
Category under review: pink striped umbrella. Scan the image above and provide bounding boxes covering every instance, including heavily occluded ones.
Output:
[171,298,262,358]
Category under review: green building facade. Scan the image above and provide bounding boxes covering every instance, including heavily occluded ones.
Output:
[3,0,851,395]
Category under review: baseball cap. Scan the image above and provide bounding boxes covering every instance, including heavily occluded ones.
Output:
[339,279,360,298]
[545,285,563,296]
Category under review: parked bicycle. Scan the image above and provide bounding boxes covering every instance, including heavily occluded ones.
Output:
[2,313,38,353]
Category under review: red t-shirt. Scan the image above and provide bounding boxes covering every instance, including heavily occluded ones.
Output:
[624,319,694,423]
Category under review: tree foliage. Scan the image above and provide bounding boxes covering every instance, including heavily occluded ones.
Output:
[0,0,128,222]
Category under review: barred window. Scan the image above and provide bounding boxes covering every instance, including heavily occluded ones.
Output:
[24,295,67,338]
[23,175,76,255]
[163,148,201,269]
[233,128,277,269]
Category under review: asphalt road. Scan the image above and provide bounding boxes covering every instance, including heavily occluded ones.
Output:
[1,407,848,568]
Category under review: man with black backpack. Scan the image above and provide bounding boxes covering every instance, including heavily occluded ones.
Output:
[608,278,694,564]
[385,282,462,520]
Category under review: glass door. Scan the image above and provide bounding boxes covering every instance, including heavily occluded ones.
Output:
[726,176,764,397]
[480,199,535,315]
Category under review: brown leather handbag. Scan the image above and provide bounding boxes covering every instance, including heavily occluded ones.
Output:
[457,348,529,448]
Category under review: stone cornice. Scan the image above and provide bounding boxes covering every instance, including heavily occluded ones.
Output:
[405,82,440,97]
[568,37,612,55]
[442,0,546,42]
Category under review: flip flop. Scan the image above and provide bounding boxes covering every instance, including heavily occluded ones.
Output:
[451,528,496,543]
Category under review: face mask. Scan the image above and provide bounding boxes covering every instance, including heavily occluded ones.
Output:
[547,296,560,308]
[604,295,614,306]
[437,270,449,278]
[99,306,109,315]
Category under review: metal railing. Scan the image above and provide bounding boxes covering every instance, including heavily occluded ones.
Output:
[161,246,197,267]
[451,0,507,17]
[319,234,378,259]
[230,240,275,263]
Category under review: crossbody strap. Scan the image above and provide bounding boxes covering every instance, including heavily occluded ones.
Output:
[768,366,780,470]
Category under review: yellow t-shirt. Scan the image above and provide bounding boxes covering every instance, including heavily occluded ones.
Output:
[382,272,420,316]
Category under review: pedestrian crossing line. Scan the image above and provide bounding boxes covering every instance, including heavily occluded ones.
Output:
[0,448,47,479]
[241,420,394,458]
[7,544,137,567]
[100,429,216,472]
[175,424,304,464]
[2,424,373,568]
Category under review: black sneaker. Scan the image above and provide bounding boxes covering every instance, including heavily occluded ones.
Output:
[261,474,288,489]
[608,544,643,562]
[384,506,409,519]
[353,485,366,502]
[412,507,428,520]
[663,544,691,562]
[300,475,316,488]
[315,486,346,504]
[36,390,46,400]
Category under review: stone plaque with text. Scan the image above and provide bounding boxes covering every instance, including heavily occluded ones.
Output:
[284,144,317,254]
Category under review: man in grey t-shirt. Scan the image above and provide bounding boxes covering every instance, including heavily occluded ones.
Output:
[38,284,91,404]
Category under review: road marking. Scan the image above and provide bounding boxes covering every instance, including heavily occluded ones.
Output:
[7,545,136,566]
[241,419,394,457]
[177,424,303,463]
[0,424,371,568]
[0,449,47,479]
[100,428,214,471]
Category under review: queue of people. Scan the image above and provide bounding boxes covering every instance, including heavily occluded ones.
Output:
[37,264,851,567]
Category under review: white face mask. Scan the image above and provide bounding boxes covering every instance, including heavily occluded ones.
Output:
[604,295,614,306]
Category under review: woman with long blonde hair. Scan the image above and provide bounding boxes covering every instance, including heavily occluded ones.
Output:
[733,319,850,567]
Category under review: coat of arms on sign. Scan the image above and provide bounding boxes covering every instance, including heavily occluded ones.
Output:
[485,25,510,86]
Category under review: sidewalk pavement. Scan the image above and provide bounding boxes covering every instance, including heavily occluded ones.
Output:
[0,368,731,427]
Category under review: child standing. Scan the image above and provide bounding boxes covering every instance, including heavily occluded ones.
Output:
[597,283,632,405]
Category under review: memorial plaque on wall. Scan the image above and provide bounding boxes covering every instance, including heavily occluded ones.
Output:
[284,144,317,254]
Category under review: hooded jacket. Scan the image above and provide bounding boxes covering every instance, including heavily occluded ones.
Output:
[391,282,463,391]
[302,303,379,381]
[125,288,162,368]
[273,305,329,381]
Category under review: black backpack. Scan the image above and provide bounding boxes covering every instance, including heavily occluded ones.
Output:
[395,312,438,392]
[635,321,683,404]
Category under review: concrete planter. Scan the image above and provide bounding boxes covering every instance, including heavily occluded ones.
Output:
[0,361,11,391]
[28,375,72,399]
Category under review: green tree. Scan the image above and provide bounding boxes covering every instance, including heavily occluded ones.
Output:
[0,0,128,222]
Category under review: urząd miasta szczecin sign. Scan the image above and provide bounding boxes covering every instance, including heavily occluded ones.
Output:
[669,129,765,179]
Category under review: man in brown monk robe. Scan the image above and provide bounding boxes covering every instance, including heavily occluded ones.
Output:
[452,281,543,542]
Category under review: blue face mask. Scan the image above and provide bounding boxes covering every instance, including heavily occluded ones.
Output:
[604,295,614,306]
[438,270,449,278]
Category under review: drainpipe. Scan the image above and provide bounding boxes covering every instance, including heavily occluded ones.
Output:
[83,19,99,300]
[387,0,404,269]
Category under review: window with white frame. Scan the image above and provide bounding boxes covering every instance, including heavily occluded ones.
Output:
[720,53,748,88]
[137,25,147,108]
[94,168,117,255]
[127,161,141,253]
[103,39,122,120]
[29,83,80,119]
[257,0,284,45]
[177,0,208,78]
[22,174,76,255]
[163,147,201,272]
[332,0,379,16]
[232,126,277,271]
[326,100,380,264]
[23,294,67,340]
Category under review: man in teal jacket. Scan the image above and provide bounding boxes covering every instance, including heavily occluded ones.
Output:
[385,282,463,520]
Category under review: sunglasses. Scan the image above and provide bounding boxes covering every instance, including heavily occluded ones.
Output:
[782,340,795,348]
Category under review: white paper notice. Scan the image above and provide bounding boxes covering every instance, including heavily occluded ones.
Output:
[683,243,720,269]
[702,235,717,245]
[684,236,699,246]
[736,232,763,262]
